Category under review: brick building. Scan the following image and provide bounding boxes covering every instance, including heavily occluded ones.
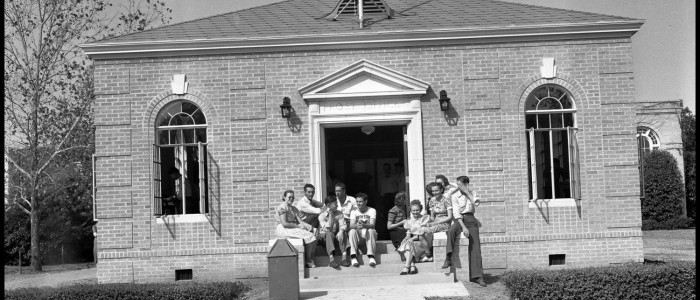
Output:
[635,100,687,214]
[82,0,646,283]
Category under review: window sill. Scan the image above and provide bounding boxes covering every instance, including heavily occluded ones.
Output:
[155,214,209,224]
[528,198,579,208]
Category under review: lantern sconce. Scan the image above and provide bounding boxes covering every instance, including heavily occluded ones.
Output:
[438,90,451,112]
[280,97,292,118]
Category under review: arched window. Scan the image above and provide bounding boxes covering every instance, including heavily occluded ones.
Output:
[636,127,660,155]
[525,84,581,200]
[636,126,660,200]
[153,101,208,216]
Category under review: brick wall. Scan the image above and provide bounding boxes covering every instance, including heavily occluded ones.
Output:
[93,38,643,282]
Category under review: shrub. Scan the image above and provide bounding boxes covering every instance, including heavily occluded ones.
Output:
[642,150,685,222]
[502,261,695,300]
[684,150,696,219]
[5,281,250,300]
[642,217,695,230]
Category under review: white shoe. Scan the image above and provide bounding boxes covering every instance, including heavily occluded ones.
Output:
[351,258,360,267]
[369,257,376,267]
[421,256,433,262]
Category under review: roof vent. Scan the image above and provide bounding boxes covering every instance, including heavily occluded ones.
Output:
[319,0,404,28]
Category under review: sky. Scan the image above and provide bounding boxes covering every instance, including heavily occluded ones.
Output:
[164,0,695,112]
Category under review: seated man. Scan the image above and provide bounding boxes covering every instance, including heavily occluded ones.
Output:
[292,183,324,229]
[348,193,377,267]
[317,195,346,268]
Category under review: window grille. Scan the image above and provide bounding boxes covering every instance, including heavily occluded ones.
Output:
[525,85,581,201]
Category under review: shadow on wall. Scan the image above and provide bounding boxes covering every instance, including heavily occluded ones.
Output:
[207,153,221,236]
[287,108,303,133]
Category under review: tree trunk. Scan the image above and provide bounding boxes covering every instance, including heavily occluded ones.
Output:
[30,190,42,271]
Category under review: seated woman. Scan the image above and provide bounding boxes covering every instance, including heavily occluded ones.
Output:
[387,192,408,262]
[397,200,431,275]
[275,190,318,268]
[422,182,454,262]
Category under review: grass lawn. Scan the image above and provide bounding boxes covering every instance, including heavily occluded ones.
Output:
[5,229,695,300]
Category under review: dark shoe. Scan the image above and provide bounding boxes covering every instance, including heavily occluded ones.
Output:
[475,277,487,287]
[329,260,339,268]
[441,259,452,269]
[409,266,418,274]
[400,267,409,275]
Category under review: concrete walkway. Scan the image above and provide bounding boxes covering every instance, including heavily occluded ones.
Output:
[301,282,469,300]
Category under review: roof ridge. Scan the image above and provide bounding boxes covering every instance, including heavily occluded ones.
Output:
[98,0,293,43]
[490,0,642,22]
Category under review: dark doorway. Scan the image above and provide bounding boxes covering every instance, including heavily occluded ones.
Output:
[324,125,406,240]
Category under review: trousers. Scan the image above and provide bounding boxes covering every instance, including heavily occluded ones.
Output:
[348,228,377,256]
[446,213,483,280]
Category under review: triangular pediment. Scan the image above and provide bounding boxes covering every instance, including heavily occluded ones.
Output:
[299,60,430,100]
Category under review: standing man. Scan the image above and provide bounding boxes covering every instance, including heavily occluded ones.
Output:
[443,176,486,287]
[348,193,378,268]
[293,183,324,229]
[334,182,357,266]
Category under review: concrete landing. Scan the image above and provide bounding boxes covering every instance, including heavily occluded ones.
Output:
[300,240,470,299]
[300,282,469,300]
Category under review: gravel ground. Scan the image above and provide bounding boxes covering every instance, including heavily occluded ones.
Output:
[4,263,97,291]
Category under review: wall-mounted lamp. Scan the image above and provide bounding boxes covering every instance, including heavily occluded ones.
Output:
[280,97,292,118]
[438,90,451,111]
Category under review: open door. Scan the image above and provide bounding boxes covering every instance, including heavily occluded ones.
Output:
[402,125,411,216]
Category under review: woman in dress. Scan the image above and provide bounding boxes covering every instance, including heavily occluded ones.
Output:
[426,182,454,233]
[397,200,431,275]
[387,192,408,261]
[275,190,318,268]
[423,182,454,262]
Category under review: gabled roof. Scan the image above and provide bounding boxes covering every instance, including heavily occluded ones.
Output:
[81,0,643,59]
[299,59,430,100]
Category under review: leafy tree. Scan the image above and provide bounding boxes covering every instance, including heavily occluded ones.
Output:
[4,0,171,271]
[680,107,695,152]
[680,107,695,219]
[4,204,31,266]
[641,150,685,222]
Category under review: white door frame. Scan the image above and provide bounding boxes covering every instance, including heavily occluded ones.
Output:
[307,99,427,208]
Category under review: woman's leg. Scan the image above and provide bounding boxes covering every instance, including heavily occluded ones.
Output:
[419,234,433,257]
[404,250,414,268]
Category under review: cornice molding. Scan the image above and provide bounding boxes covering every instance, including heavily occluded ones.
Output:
[81,21,643,60]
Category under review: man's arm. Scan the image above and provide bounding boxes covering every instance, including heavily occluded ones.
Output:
[296,198,323,214]
[349,213,358,230]
[365,209,377,229]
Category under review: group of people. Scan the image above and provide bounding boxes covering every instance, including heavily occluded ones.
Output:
[274,175,486,287]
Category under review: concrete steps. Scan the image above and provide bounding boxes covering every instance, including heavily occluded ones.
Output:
[297,239,469,299]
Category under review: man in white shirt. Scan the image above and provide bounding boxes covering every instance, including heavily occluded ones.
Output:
[443,176,486,287]
[292,184,324,229]
[348,193,377,267]
[334,182,356,266]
